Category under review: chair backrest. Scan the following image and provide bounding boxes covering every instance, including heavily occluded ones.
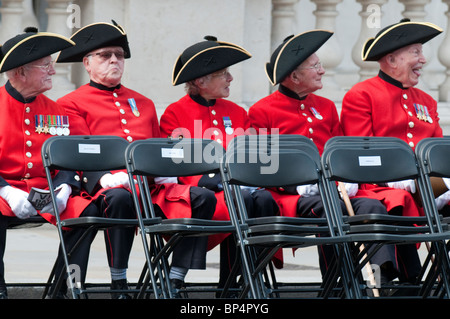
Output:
[125,138,224,177]
[42,135,129,171]
[322,136,419,183]
[223,134,322,188]
[415,137,450,177]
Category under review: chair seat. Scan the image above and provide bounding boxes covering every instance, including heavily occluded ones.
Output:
[346,214,429,226]
[60,216,162,228]
[350,231,449,243]
[246,216,328,226]
[245,234,351,248]
[145,218,236,235]
[6,215,47,229]
[347,223,432,234]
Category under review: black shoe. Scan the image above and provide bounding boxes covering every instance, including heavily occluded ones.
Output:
[170,279,185,298]
[111,279,131,299]
[0,285,7,299]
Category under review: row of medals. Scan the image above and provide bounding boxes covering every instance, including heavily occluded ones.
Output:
[413,103,433,123]
[35,115,70,136]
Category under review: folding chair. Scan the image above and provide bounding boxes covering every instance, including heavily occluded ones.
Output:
[415,137,450,295]
[220,134,359,299]
[41,135,161,299]
[124,137,237,299]
[321,136,450,298]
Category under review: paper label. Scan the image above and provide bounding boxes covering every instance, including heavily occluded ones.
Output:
[358,156,381,166]
[161,148,184,159]
[78,144,101,154]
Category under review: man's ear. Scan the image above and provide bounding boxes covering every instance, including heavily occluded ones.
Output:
[16,66,27,80]
[194,77,206,89]
[82,56,91,72]
[289,69,301,84]
[386,53,397,67]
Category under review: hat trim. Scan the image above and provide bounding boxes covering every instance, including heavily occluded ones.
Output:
[70,21,127,40]
[0,32,74,71]
[362,21,442,61]
[269,29,333,86]
[171,41,251,85]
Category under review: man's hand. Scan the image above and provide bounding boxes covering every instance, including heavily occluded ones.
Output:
[0,186,37,219]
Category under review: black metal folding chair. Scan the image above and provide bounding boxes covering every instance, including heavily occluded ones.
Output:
[415,137,450,296]
[124,137,237,299]
[41,135,161,299]
[220,134,359,299]
[321,136,450,298]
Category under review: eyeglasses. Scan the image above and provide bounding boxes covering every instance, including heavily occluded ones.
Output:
[89,51,126,61]
[299,61,323,71]
[28,60,55,72]
[211,69,231,78]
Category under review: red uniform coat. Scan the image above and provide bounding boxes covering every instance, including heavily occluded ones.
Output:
[340,72,439,216]
[0,82,89,224]
[249,88,342,217]
[57,83,193,219]
[160,94,251,249]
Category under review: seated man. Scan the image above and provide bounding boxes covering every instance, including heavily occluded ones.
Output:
[56,21,217,297]
[160,36,280,294]
[0,28,89,299]
[249,30,399,287]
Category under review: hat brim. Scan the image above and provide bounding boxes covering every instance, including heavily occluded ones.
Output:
[265,30,333,85]
[362,21,442,61]
[56,22,130,63]
[172,41,251,86]
[0,32,74,73]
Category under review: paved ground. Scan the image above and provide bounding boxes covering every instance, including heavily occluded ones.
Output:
[3,224,323,299]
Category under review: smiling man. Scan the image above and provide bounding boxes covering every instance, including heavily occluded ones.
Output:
[341,18,442,148]
[341,19,449,287]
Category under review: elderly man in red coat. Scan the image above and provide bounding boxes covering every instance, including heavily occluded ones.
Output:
[248,30,403,291]
[56,21,217,298]
[341,19,448,286]
[160,36,280,295]
[0,28,94,299]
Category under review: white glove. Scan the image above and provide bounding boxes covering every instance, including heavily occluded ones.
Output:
[435,190,450,210]
[40,184,72,215]
[100,172,131,189]
[343,183,359,197]
[0,186,37,219]
[387,179,416,194]
[240,186,259,194]
[443,177,450,190]
[154,177,178,184]
[296,184,319,197]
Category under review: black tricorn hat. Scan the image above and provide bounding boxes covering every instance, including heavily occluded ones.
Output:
[172,35,252,86]
[265,30,333,85]
[0,27,74,73]
[56,20,130,63]
[362,19,442,61]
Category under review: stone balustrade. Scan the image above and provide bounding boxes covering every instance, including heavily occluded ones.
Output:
[2,0,450,133]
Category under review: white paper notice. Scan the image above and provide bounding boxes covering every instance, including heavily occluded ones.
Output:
[78,144,101,154]
[358,156,381,166]
[161,148,184,159]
